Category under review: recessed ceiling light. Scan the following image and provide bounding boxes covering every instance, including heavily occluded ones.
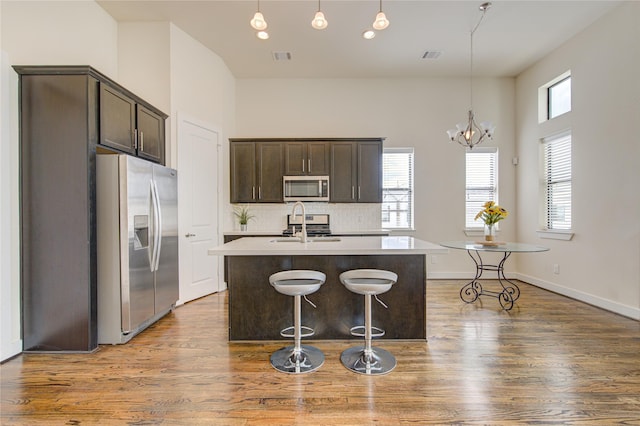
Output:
[422,51,442,59]
[362,30,376,40]
[272,51,292,61]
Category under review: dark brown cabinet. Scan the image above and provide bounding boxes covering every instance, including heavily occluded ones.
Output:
[230,137,382,204]
[284,142,330,175]
[14,65,168,352]
[230,140,284,203]
[330,139,383,203]
[100,84,165,164]
[136,104,165,163]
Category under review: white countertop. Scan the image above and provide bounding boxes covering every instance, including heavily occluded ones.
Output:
[208,236,448,256]
[223,229,390,236]
[331,229,390,235]
[224,230,283,236]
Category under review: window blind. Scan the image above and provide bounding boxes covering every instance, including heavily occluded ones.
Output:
[466,147,498,228]
[542,131,572,230]
[382,148,414,229]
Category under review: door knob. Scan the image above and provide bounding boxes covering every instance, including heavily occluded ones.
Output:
[185,233,196,238]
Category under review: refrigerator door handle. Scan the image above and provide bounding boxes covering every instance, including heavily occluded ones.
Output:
[149,181,158,272]
[151,179,163,272]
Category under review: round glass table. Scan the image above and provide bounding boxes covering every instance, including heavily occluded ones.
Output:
[439,241,549,310]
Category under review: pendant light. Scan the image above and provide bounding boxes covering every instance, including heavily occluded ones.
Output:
[372,0,389,30]
[250,0,268,31]
[447,2,495,149]
[311,0,328,30]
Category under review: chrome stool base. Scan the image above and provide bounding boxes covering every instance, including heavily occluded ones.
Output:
[340,345,397,375]
[270,344,325,374]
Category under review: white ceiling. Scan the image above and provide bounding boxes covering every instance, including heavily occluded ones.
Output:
[97,0,620,79]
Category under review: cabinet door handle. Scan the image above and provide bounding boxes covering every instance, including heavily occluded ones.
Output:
[252,186,256,200]
[308,159,311,173]
[352,186,355,199]
[259,186,262,199]
[185,233,196,238]
[358,186,361,200]
[302,159,305,173]
[133,129,138,149]
[140,131,144,152]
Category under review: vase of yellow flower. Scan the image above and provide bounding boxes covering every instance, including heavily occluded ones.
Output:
[484,224,496,241]
[475,201,508,242]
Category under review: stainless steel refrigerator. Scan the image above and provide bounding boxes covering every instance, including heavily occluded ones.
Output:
[97,154,178,344]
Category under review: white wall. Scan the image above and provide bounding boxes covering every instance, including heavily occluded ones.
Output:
[0,1,119,360]
[118,22,172,118]
[515,2,640,319]
[168,23,236,171]
[234,77,517,274]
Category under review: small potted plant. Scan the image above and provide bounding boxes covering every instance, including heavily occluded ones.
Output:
[233,205,255,231]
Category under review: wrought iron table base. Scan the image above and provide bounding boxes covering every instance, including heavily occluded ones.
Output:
[460,250,520,310]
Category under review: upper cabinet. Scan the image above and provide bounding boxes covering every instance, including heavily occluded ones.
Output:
[230,138,383,204]
[100,84,166,164]
[230,140,285,203]
[356,140,383,203]
[284,141,330,176]
[100,85,136,155]
[330,139,383,203]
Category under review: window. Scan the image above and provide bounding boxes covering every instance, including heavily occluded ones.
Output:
[541,131,572,230]
[466,147,498,228]
[548,76,571,119]
[539,71,571,123]
[382,148,414,229]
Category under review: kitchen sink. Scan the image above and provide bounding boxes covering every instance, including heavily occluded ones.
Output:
[309,237,341,242]
[269,237,341,243]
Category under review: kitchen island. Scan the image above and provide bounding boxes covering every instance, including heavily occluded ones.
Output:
[208,236,447,341]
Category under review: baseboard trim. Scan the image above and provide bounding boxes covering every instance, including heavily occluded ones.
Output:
[514,273,640,321]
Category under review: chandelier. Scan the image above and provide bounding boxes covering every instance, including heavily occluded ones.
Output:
[447,2,495,149]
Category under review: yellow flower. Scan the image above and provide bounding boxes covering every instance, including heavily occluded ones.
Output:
[475,201,509,225]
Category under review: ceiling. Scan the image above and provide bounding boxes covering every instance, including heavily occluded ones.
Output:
[97,0,620,79]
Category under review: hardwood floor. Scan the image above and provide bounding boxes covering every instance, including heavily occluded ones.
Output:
[2,280,639,425]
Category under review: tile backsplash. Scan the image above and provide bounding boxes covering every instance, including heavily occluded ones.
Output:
[225,203,382,233]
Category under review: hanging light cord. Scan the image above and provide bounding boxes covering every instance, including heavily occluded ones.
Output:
[469,5,489,110]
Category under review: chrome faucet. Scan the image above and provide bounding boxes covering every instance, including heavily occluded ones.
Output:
[291,201,307,243]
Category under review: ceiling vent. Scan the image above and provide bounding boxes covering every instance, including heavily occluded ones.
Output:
[272,51,292,61]
[422,51,442,60]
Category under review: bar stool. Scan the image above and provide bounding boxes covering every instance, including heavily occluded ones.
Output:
[340,269,398,375]
[269,270,326,374]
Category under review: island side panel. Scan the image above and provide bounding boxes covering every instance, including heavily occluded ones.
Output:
[227,256,293,340]
[226,254,426,340]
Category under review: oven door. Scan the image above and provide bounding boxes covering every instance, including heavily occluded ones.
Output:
[283,176,329,201]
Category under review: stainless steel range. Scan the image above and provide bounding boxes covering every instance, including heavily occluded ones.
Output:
[282,214,331,237]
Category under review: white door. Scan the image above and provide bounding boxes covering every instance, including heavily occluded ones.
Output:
[177,114,223,304]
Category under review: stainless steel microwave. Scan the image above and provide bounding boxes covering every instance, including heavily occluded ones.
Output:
[283,175,330,202]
